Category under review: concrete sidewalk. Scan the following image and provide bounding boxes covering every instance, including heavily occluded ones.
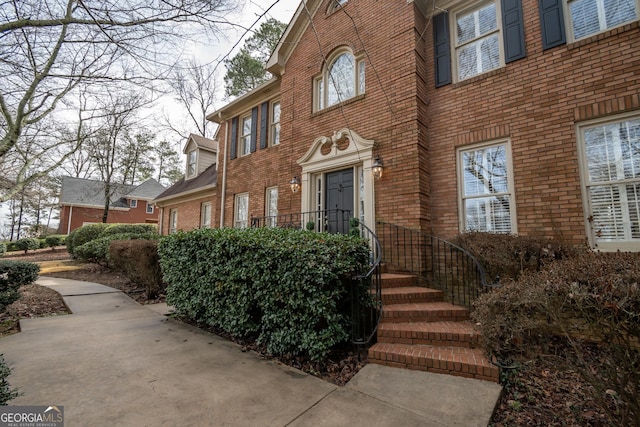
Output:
[0,277,501,426]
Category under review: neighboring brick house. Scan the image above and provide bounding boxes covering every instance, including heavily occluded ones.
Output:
[154,134,218,234]
[58,177,166,234]
[201,0,639,252]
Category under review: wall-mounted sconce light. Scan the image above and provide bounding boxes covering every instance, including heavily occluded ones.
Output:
[372,157,384,180]
[290,176,301,193]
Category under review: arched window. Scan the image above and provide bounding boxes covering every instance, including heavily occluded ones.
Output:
[315,50,365,111]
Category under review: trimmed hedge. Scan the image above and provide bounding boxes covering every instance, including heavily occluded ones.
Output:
[0,260,40,311]
[159,227,370,361]
[67,223,109,256]
[45,235,66,249]
[0,243,5,257]
[100,223,157,237]
[109,240,165,298]
[75,232,159,265]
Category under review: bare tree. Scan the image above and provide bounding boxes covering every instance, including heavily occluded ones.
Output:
[86,92,146,223]
[0,0,241,202]
[165,59,220,139]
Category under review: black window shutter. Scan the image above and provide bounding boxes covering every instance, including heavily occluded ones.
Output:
[433,12,451,87]
[501,0,526,63]
[260,102,268,149]
[250,107,258,153]
[538,0,566,49]
[230,117,237,160]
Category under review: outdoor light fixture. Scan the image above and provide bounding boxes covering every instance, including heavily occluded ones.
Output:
[290,176,301,193]
[372,157,384,180]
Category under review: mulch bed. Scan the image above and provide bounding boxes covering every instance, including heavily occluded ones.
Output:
[0,284,70,337]
[3,247,71,262]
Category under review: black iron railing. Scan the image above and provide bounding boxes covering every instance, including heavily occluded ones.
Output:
[251,210,382,349]
[376,221,492,309]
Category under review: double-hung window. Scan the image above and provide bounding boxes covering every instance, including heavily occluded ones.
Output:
[169,209,178,234]
[315,50,365,111]
[146,202,154,214]
[240,115,252,156]
[568,0,638,40]
[234,193,249,228]
[271,102,281,146]
[265,187,278,227]
[458,141,516,233]
[455,2,502,81]
[187,150,197,177]
[130,199,137,208]
[578,115,640,250]
[201,202,212,228]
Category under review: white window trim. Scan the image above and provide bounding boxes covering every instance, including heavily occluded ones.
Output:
[577,111,640,251]
[169,209,178,234]
[314,49,365,112]
[146,202,154,214]
[240,114,252,156]
[564,0,639,42]
[456,139,517,233]
[270,100,281,146]
[451,0,505,83]
[130,199,137,208]
[234,193,249,228]
[201,202,212,228]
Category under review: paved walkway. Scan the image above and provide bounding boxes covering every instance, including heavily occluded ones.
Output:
[0,277,502,426]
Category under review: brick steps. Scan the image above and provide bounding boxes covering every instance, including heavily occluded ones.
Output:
[368,343,499,382]
[369,272,499,383]
[381,302,470,323]
[377,321,481,347]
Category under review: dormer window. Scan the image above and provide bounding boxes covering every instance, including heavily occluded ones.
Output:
[187,150,197,177]
[314,49,365,111]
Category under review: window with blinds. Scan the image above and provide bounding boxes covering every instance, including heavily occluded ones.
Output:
[265,187,278,227]
[234,193,249,228]
[459,141,515,233]
[568,0,637,40]
[581,117,640,248]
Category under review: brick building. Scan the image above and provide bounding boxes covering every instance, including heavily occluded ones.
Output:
[195,0,639,251]
[58,177,165,234]
[155,134,218,234]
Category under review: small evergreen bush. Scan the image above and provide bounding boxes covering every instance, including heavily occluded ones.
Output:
[159,227,370,360]
[0,242,5,257]
[45,235,65,250]
[14,238,40,254]
[0,260,39,311]
[0,355,20,405]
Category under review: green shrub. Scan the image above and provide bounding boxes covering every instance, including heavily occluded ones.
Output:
[0,243,5,257]
[45,235,66,250]
[38,239,46,249]
[14,238,40,254]
[109,240,165,299]
[0,260,40,311]
[5,242,17,253]
[75,232,159,265]
[0,355,20,405]
[100,223,157,237]
[473,251,640,425]
[159,227,370,361]
[451,232,585,283]
[68,223,109,256]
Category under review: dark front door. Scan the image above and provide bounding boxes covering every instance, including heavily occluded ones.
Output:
[325,168,354,233]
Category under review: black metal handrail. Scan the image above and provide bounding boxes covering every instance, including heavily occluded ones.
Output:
[376,221,491,309]
[251,210,382,349]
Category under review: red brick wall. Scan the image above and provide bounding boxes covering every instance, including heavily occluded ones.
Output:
[218,0,429,230]
[158,194,217,235]
[58,203,159,234]
[424,12,640,243]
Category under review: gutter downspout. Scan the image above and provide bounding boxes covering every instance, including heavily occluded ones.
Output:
[67,206,73,235]
[219,114,229,228]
